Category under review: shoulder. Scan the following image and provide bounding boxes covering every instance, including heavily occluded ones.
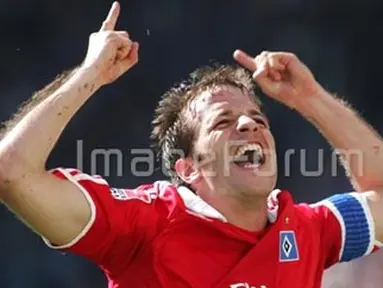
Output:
[49,167,187,218]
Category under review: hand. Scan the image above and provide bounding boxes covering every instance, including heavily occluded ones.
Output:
[82,2,139,86]
[233,50,325,109]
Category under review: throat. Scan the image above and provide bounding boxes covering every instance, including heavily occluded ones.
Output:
[207,193,269,232]
[225,202,269,232]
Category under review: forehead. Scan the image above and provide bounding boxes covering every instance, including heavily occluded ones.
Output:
[192,85,261,117]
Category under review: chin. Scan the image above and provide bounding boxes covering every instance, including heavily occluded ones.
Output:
[233,177,276,198]
[226,161,276,195]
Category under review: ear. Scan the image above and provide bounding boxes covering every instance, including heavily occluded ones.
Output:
[175,157,200,184]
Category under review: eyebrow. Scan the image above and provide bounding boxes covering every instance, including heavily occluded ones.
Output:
[218,109,269,122]
[249,109,269,122]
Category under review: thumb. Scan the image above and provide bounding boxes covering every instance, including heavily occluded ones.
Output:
[121,42,139,70]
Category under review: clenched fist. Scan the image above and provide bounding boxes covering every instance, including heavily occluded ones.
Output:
[233,50,325,110]
[82,2,139,86]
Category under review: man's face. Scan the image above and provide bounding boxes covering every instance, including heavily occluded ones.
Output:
[182,85,277,198]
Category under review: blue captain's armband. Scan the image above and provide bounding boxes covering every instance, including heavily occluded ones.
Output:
[314,193,375,262]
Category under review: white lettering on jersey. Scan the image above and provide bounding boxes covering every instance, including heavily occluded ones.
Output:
[229,283,267,288]
[110,188,158,203]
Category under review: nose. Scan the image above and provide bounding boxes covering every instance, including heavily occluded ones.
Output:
[236,115,258,133]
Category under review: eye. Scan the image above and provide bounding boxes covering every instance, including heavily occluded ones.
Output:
[254,117,268,127]
[214,119,231,129]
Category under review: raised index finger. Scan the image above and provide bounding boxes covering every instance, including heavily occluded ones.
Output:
[233,49,257,72]
[100,1,120,31]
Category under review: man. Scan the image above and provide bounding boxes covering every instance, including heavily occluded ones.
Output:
[0,2,382,287]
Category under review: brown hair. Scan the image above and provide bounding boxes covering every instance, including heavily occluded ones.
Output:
[151,64,261,185]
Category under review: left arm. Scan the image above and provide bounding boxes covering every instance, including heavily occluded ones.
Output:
[233,49,383,243]
[296,91,383,243]
[297,91,383,193]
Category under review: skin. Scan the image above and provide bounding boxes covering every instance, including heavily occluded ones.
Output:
[175,85,277,230]
[1,1,383,249]
[0,1,139,245]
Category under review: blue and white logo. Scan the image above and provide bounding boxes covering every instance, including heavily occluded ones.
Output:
[279,230,299,262]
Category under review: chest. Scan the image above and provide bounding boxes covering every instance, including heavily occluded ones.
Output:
[127,214,324,288]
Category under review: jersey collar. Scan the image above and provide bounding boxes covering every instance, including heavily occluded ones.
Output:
[177,185,282,224]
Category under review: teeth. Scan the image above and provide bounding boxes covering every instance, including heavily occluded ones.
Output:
[234,143,263,158]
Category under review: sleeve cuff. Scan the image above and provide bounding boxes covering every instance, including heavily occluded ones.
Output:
[42,168,97,250]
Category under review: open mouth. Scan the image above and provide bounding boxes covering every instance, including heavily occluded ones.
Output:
[233,143,266,168]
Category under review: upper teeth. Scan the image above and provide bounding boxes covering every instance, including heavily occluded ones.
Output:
[235,143,263,158]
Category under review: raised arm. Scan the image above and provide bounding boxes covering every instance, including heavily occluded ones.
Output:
[0,2,139,246]
[234,49,383,243]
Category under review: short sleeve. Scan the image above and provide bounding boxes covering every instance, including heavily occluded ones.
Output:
[306,192,378,268]
[44,168,172,274]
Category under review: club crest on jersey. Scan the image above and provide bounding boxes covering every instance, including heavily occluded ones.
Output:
[279,230,299,262]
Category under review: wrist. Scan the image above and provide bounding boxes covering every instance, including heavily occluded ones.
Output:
[293,86,334,118]
[72,65,104,91]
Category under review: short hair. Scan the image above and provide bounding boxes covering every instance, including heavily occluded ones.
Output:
[151,64,261,186]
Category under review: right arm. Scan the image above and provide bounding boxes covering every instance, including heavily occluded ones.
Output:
[0,2,139,247]
[0,67,102,245]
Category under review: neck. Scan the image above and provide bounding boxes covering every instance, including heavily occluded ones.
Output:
[201,192,269,232]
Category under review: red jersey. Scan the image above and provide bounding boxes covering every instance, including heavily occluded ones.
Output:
[44,168,379,288]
